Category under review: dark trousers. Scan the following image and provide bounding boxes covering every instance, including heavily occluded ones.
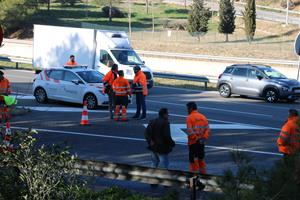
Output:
[108,90,115,119]
[135,93,146,117]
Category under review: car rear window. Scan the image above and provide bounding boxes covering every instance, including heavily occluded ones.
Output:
[224,67,234,74]
[77,71,104,83]
[232,68,247,77]
[48,70,64,80]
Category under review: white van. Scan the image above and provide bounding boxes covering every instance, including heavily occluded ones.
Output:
[33,24,153,88]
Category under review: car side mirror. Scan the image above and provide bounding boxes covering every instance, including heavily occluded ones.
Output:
[257,75,263,80]
[72,79,83,85]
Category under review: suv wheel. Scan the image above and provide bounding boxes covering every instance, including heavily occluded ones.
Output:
[264,89,279,103]
[84,93,97,110]
[219,84,231,98]
[34,87,48,103]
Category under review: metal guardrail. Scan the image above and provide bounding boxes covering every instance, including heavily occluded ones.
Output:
[74,159,220,199]
[137,50,299,66]
[0,56,32,69]
[154,72,210,89]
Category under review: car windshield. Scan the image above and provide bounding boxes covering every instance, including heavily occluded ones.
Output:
[111,50,143,65]
[261,68,286,79]
[76,71,103,83]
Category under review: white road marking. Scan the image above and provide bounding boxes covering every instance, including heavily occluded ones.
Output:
[13,95,35,100]
[144,123,273,143]
[11,126,282,156]
[17,106,157,114]
[147,99,273,118]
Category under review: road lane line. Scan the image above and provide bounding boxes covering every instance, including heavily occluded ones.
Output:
[11,126,282,156]
[147,99,273,118]
[169,113,281,131]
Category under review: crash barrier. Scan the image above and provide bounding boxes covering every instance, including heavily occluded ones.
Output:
[137,50,299,66]
[74,159,220,200]
[0,56,32,69]
[153,72,210,90]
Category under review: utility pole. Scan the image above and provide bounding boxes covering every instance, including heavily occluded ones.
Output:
[285,0,289,25]
[128,0,132,37]
[151,0,154,34]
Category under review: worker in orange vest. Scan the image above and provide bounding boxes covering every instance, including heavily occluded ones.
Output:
[112,70,131,121]
[103,64,118,119]
[0,70,11,96]
[0,70,11,122]
[132,66,148,120]
[277,109,300,158]
[65,55,78,66]
[186,101,210,175]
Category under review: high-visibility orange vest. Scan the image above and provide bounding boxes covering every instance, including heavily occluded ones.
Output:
[277,116,300,155]
[103,70,118,87]
[112,77,131,96]
[65,60,78,66]
[133,71,148,96]
[186,110,210,145]
[0,78,11,95]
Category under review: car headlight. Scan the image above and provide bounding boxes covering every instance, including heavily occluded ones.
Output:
[282,86,289,91]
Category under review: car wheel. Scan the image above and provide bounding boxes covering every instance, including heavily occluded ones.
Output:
[219,84,231,98]
[84,93,98,110]
[34,87,48,103]
[264,89,279,103]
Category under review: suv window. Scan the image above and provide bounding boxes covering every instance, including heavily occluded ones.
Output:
[232,67,247,77]
[48,70,64,80]
[100,50,114,67]
[224,67,234,74]
[64,71,80,82]
[248,68,264,79]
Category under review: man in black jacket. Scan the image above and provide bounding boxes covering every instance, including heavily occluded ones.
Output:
[145,108,175,169]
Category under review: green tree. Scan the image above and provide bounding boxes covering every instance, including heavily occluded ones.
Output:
[94,0,121,22]
[242,0,256,42]
[0,0,37,33]
[218,0,236,42]
[57,0,77,6]
[187,0,211,41]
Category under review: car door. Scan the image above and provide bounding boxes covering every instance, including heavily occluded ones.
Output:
[245,68,265,96]
[230,67,248,94]
[62,71,86,103]
[47,70,64,100]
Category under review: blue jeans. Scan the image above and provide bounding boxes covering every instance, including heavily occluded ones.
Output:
[150,151,169,169]
[135,93,146,117]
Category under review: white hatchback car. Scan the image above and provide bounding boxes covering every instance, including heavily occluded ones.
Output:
[33,66,108,109]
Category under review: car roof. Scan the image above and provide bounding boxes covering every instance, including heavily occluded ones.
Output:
[46,66,95,73]
[228,64,271,69]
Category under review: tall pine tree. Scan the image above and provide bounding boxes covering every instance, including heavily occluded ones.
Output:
[242,0,256,42]
[188,0,211,41]
[218,0,235,42]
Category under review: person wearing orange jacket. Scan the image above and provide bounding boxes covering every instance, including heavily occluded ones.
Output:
[0,71,11,96]
[186,101,210,175]
[132,66,148,120]
[103,64,118,119]
[277,109,300,158]
[65,55,78,66]
[112,70,131,121]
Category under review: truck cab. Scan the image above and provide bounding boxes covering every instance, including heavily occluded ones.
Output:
[95,31,153,88]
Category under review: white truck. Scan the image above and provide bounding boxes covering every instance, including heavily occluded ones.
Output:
[33,24,153,88]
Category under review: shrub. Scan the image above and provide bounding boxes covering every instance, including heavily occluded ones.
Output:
[102,6,125,18]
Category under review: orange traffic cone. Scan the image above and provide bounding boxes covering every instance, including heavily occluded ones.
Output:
[80,101,89,125]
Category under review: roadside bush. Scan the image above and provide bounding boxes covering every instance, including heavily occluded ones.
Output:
[102,6,125,18]
[0,0,37,34]
[163,20,188,30]
[212,151,300,200]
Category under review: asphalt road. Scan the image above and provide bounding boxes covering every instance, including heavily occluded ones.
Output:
[6,69,300,175]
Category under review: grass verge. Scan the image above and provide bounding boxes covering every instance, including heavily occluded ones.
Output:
[154,77,217,91]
